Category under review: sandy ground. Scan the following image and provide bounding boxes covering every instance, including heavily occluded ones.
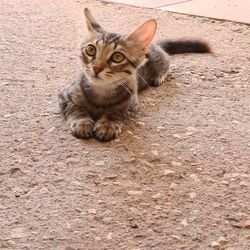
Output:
[0,0,250,249]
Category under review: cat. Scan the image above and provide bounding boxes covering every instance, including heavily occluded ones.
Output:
[58,8,211,141]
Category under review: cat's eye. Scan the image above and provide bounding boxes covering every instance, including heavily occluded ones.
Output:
[85,45,96,56]
[111,52,125,63]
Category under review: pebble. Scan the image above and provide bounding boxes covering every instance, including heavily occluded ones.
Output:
[189,192,197,199]
[106,232,113,240]
[163,169,175,176]
[127,190,143,196]
[103,175,118,180]
[173,133,181,138]
[239,181,248,187]
[152,193,162,199]
[121,154,136,163]
[232,120,240,124]
[171,235,182,241]
[156,126,167,132]
[10,228,26,239]
[211,241,220,249]
[94,161,105,166]
[15,191,21,197]
[47,127,55,133]
[170,182,178,189]
[66,158,80,165]
[190,174,200,182]
[217,236,228,244]
[39,187,49,194]
[137,121,145,126]
[151,150,159,157]
[88,208,97,214]
[171,161,182,167]
[180,218,188,227]
[143,239,161,248]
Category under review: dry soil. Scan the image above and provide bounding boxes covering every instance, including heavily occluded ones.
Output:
[0,0,250,250]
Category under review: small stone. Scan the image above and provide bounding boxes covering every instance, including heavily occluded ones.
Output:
[172,235,182,241]
[211,241,220,249]
[217,236,228,244]
[243,220,250,229]
[163,169,175,176]
[106,232,113,240]
[39,187,49,194]
[151,150,159,157]
[190,174,200,182]
[189,192,197,199]
[156,126,167,132]
[144,239,160,247]
[180,218,188,227]
[152,193,161,199]
[103,175,118,180]
[95,161,105,166]
[88,209,97,214]
[170,182,178,189]
[66,158,80,165]
[11,228,26,239]
[171,161,182,167]
[47,127,56,133]
[137,121,145,126]
[15,112,27,119]
[121,155,136,163]
[15,191,21,197]
[232,120,240,124]
[75,208,82,213]
[239,181,248,187]
[127,190,143,196]
[173,133,181,138]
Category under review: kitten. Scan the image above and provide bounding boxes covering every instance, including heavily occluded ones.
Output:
[58,8,211,141]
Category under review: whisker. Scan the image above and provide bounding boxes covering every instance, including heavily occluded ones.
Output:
[136,71,150,87]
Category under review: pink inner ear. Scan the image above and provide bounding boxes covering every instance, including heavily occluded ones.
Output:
[128,19,157,50]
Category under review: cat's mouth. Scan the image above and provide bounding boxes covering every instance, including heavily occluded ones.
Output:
[92,74,102,80]
[85,71,103,80]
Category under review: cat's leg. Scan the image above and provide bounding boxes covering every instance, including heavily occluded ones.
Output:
[150,71,169,87]
[69,109,95,139]
[58,88,95,139]
[137,45,170,90]
[94,115,123,141]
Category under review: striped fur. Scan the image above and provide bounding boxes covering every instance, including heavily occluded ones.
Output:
[58,8,211,141]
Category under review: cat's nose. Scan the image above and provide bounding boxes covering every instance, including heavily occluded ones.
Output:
[93,66,103,75]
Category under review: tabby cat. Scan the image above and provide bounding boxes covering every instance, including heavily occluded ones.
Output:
[58,8,211,141]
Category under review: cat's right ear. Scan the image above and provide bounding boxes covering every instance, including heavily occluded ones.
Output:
[84,8,103,34]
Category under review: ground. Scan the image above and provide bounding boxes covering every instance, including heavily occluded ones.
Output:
[0,0,249,249]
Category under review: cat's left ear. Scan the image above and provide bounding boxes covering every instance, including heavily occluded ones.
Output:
[126,19,157,51]
[84,8,103,34]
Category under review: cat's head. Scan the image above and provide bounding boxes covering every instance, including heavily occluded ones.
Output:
[80,8,157,89]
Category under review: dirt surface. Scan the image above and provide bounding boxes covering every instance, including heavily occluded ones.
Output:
[0,0,250,249]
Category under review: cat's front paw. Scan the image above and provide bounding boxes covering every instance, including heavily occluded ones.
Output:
[70,117,95,139]
[94,119,122,141]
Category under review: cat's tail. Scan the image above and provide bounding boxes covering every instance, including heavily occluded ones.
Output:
[158,39,211,55]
